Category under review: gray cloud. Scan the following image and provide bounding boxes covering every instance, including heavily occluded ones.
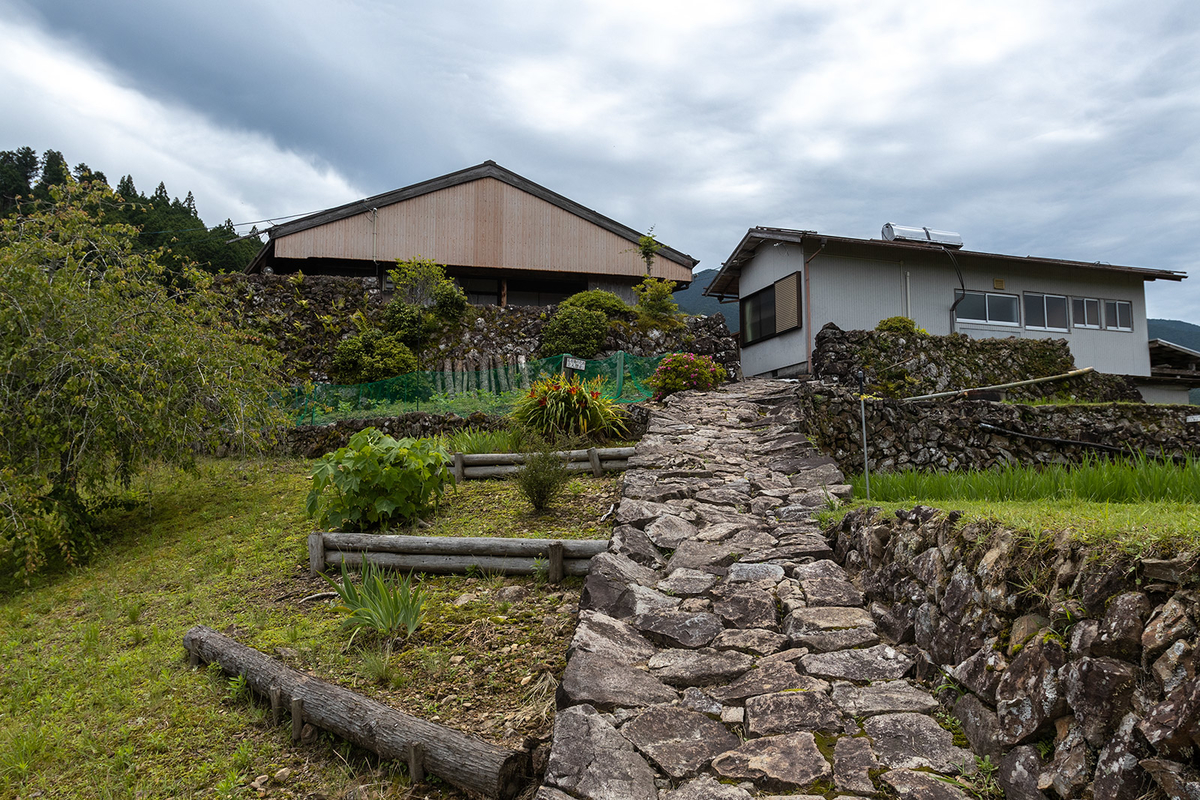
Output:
[4,0,1199,320]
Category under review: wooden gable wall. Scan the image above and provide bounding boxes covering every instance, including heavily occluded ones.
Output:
[274,177,691,281]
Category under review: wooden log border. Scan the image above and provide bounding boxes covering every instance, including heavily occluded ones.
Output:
[184,626,528,799]
[450,447,634,482]
[309,533,607,580]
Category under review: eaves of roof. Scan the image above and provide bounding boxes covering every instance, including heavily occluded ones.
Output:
[703,226,1187,300]
[258,161,698,269]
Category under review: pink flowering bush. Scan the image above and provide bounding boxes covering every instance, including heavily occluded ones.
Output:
[646,353,727,400]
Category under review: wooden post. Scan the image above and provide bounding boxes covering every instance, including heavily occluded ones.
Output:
[587,447,602,477]
[308,532,325,577]
[291,697,304,742]
[270,686,283,725]
[408,741,426,784]
[548,542,564,585]
[188,642,199,668]
[453,452,465,484]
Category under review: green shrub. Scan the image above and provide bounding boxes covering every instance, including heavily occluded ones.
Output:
[646,352,727,400]
[876,316,927,335]
[510,375,627,442]
[560,290,633,320]
[306,428,453,530]
[432,281,467,320]
[633,277,684,329]
[517,447,570,513]
[323,556,425,657]
[381,301,428,348]
[388,256,466,322]
[539,305,609,359]
[330,330,418,384]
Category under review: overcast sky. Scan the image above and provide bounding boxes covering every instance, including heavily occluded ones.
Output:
[3,0,1199,322]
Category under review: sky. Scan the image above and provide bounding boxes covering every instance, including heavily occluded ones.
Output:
[3,0,1199,322]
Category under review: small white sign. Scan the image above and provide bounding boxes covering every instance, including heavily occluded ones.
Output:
[1187,415,1200,424]
[564,357,586,371]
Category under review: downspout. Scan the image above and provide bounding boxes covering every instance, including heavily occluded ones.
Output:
[804,238,826,371]
[370,208,380,287]
[944,246,966,334]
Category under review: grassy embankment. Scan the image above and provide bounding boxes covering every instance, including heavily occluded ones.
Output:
[0,458,617,800]
[834,454,1200,556]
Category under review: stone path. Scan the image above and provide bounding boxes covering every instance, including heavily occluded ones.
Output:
[537,380,977,800]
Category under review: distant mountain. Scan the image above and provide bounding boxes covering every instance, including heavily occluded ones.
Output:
[675,269,739,331]
[1148,319,1200,352]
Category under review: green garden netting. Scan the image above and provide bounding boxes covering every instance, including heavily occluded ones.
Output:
[277,351,669,425]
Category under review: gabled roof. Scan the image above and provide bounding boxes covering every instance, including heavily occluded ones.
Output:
[248,161,697,272]
[704,226,1187,300]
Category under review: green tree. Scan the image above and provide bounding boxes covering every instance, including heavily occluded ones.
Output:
[32,149,70,202]
[0,147,39,215]
[0,178,286,580]
[635,227,662,275]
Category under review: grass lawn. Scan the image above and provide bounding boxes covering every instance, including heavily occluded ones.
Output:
[0,459,618,800]
[835,457,1200,557]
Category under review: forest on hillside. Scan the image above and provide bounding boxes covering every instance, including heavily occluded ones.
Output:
[0,146,262,275]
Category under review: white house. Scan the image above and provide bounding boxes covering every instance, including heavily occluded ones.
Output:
[704,225,1190,400]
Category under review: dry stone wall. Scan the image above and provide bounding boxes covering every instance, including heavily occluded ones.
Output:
[833,506,1200,800]
[812,323,1142,402]
[794,384,1200,473]
[214,274,740,381]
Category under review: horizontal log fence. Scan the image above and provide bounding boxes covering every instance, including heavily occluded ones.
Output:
[184,626,528,799]
[450,446,634,482]
[309,532,609,581]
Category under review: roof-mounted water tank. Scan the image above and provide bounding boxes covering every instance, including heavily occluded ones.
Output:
[882,223,963,249]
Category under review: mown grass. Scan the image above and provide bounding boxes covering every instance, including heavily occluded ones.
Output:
[839,454,1200,556]
[0,459,612,799]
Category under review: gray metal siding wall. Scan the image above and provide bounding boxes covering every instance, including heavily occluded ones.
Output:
[739,249,1154,377]
[811,252,1153,376]
[739,244,807,377]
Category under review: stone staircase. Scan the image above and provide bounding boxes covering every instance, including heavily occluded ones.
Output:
[536,379,979,800]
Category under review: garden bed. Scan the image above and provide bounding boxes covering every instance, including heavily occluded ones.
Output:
[0,460,617,799]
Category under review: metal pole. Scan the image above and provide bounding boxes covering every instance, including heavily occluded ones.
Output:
[858,369,870,501]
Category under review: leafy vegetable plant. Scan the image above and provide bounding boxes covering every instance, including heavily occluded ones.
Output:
[306,428,452,530]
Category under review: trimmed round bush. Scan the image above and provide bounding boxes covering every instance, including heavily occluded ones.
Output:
[876,316,926,335]
[331,329,418,384]
[646,353,727,400]
[560,289,633,320]
[539,305,609,359]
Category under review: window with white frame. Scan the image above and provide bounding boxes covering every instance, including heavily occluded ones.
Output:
[1072,297,1101,329]
[1104,300,1133,331]
[1024,293,1069,331]
[954,290,1019,325]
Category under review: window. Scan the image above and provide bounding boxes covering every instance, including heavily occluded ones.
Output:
[740,272,803,345]
[1072,297,1101,329]
[1024,293,1069,331]
[954,290,1019,325]
[1104,300,1133,331]
[741,285,776,344]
